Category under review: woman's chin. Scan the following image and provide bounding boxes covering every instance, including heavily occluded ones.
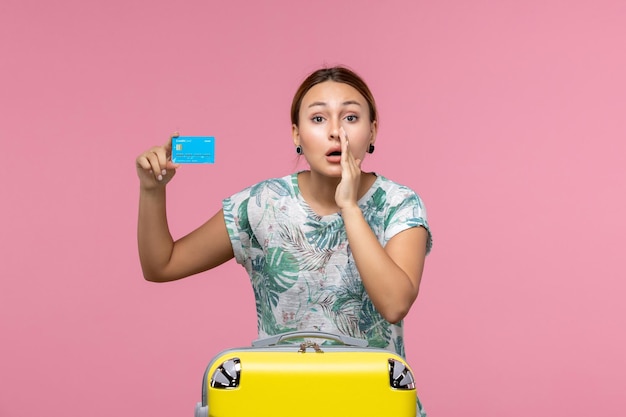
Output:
[311,165,342,178]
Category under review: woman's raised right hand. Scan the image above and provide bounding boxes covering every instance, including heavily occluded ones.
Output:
[135,133,181,190]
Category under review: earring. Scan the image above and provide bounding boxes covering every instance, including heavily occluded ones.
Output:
[296,145,303,155]
[367,144,375,154]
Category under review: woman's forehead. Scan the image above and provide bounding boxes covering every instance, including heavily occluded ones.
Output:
[301,81,366,105]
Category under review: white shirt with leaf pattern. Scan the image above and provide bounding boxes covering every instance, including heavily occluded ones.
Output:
[223,172,432,358]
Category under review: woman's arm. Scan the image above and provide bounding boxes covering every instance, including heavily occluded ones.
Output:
[138,196,234,282]
[335,127,428,323]
[136,138,234,282]
[341,207,428,324]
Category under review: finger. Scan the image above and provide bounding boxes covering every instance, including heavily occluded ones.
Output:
[165,131,179,149]
[340,126,348,148]
[341,136,360,177]
[136,154,152,171]
[156,147,168,173]
[340,127,357,160]
[340,127,351,165]
[144,145,168,177]
[166,160,181,170]
[163,132,181,170]
[164,132,179,160]
[145,151,166,181]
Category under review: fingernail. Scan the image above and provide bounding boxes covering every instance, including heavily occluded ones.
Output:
[157,175,163,181]
[161,169,167,175]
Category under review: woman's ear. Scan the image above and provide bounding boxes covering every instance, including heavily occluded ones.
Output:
[292,124,300,146]
[370,120,378,145]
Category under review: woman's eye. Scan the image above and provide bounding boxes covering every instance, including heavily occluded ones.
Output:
[345,115,358,122]
[312,116,324,123]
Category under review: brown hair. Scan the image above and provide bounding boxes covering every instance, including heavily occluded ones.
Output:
[290,66,378,127]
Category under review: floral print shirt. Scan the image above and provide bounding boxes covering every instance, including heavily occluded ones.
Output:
[223,172,432,357]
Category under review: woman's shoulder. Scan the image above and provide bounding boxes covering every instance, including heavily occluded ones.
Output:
[225,173,298,204]
[371,174,422,201]
[245,173,296,196]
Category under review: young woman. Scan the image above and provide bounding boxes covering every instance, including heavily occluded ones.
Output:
[136,66,432,415]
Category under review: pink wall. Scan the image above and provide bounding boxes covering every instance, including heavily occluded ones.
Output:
[2,1,625,416]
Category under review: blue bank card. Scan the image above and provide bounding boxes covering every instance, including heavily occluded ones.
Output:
[171,136,215,164]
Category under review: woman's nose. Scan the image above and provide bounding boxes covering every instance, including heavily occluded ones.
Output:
[329,119,340,140]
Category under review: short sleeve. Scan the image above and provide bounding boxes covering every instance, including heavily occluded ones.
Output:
[384,188,433,255]
[222,187,253,265]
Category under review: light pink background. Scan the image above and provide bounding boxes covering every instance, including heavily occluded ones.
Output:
[1,1,625,416]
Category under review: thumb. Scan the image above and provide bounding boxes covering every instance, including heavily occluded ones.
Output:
[164,131,180,154]
[166,160,181,170]
[165,132,180,170]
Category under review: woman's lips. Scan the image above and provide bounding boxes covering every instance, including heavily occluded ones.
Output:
[326,152,342,163]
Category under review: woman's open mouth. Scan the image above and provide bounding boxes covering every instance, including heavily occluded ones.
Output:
[326,151,342,163]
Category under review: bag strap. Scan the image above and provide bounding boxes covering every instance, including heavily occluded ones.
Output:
[251,331,369,348]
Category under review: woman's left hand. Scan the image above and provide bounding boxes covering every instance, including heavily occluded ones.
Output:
[335,127,362,210]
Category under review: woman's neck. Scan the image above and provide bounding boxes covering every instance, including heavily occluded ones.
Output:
[297,170,375,217]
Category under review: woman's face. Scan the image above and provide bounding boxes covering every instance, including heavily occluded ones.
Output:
[293,81,377,177]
